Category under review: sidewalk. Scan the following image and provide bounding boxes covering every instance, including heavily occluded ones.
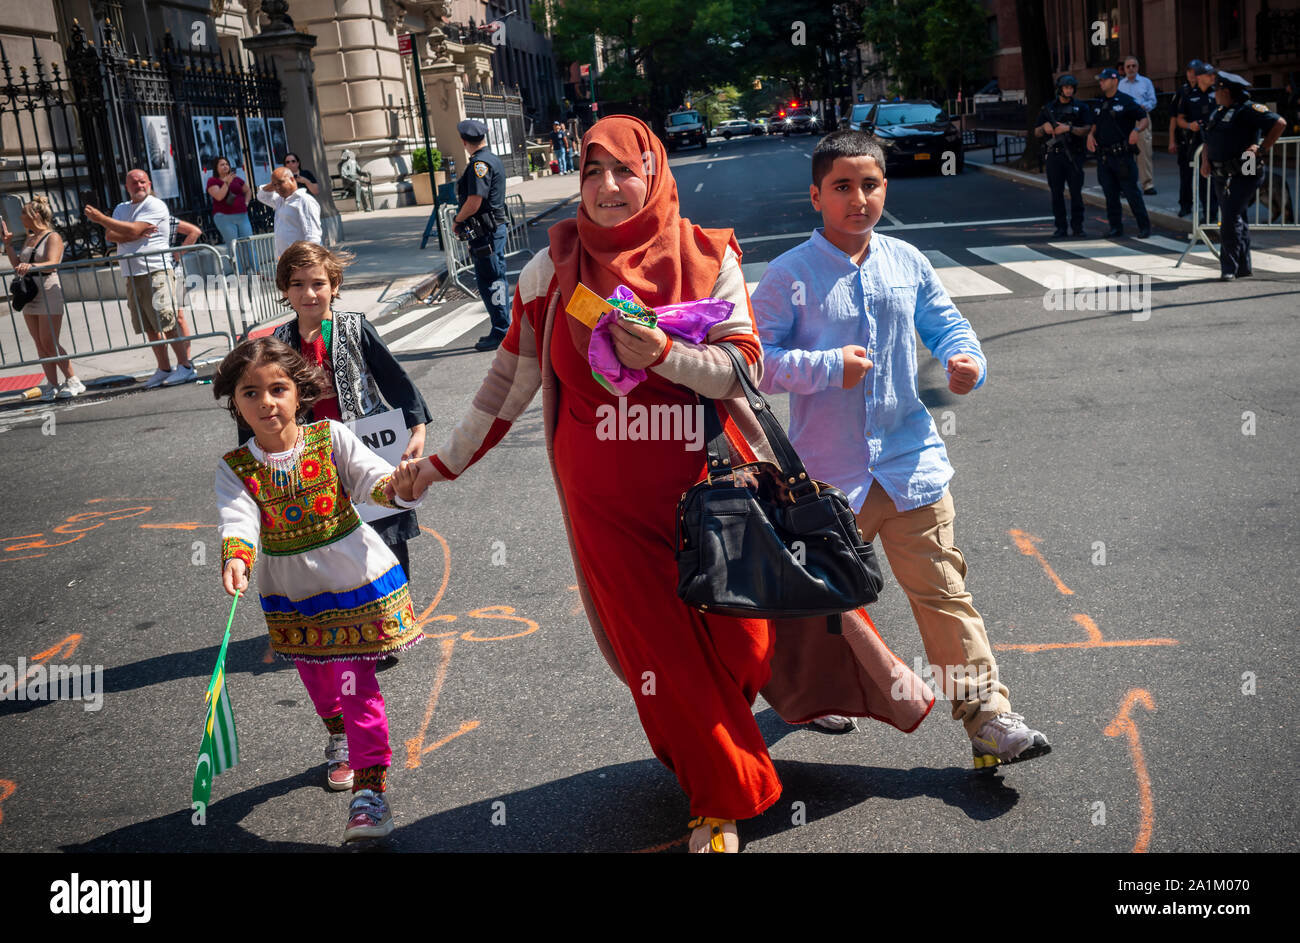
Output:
[0,171,580,400]
[967,137,1191,232]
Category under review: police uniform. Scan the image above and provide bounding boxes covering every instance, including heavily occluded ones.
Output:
[1201,71,1287,279]
[1180,62,1219,221]
[1037,76,1092,235]
[1169,63,1200,215]
[455,119,510,349]
[1091,68,1151,237]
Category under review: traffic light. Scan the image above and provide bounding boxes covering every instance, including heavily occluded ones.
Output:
[752,78,762,90]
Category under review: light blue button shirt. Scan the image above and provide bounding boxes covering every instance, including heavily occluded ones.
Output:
[1119,74,1158,112]
[752,229,986,513]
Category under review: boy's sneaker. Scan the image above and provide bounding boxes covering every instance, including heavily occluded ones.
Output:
[162,363,197,385]
[812,714,858,732]
[971,712,1052,771]
[143,367,171,389]
[343,788,394,842]
[325,733,353,791]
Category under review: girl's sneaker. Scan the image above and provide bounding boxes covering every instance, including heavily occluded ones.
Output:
[38,384,57,401]
[343,789,394,842]
[56,377,86,399]
[325,733,353,791]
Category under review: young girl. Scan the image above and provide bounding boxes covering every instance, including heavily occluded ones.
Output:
[238,242,430,668]
[214,337,425,842]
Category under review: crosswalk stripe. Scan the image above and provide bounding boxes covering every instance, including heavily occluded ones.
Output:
[1145,234,1300,273]
[922,250,1012,298]
[379,305,438,335]
[967,244,1124,290]
[389,302,487,352]
[1051,239,1211,281]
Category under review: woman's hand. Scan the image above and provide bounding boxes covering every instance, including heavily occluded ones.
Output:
[391,459,422,503]
[222,559,248,597]
[612,318,668,370]
[0,220,11,242]
[402,424,426,462]
[14,263,30,277]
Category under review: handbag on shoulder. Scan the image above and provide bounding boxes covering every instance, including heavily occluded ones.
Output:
[9,231,51,312]
[674,343,883,624]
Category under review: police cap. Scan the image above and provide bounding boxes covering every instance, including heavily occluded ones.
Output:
[1096,67,1120,80]
[1194,61,1217,76]
[1186,59,1203,72]
[457,119,489,140]
[1056,74,1078,89]
[1214,70,1249,90]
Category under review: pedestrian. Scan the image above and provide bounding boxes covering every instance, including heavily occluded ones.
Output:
[451,118,510,351]
[1034,74,1093,236]
[1,197,84,399]
[256,166,322,259]
[405,115,930,853]
[1119,55,1158,194]
[83,169,198,387]
[550,122,570,174]
[1179,61,1219,222]
[1200,71,1287,281]
[283,152,320,196]
[1168,61,1200,217]
[752,130,1052,773]
[205,156,253,251]
[1086,67,1151,239]
[236,240,431,665]
[213,336,425,841]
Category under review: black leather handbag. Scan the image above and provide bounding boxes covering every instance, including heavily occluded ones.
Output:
[675,344,883,624]
[9,232,50,312]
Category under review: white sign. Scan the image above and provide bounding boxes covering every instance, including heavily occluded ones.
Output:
[141,115,179,199]
[245,116,273,188]
[347,409,409,524]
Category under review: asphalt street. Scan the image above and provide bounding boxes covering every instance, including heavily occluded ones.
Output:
[1,132,1297,855]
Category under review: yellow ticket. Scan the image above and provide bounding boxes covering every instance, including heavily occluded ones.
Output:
[565,282,614,329]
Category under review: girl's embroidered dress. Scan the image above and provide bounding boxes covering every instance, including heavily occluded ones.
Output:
[216,419,423,662]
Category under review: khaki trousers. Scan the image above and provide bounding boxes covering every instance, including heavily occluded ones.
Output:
[1136,123,1154,190]
[855,483,1011,735]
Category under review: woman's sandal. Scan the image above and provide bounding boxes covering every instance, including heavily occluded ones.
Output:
[687,816,739,853]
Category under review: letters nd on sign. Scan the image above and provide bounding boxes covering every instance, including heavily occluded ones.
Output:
[347,409,408,524]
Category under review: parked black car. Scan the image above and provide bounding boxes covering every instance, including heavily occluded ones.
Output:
[849,100,964,173]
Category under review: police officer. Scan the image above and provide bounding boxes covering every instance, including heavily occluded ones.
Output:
[1035,74,1093,237]
[452,118,510,350]
[1168,60,1201,217]
[1178,61,1219,222]
[1086,67,1151,238]
[1200,71,1287,280]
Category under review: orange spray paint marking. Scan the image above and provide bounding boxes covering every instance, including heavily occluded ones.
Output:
[1008,529,1074,595]
[567,584,583,615]
[415,526,452,624]
[1104,688,1156,853]
[633,834,691,853]
[0,553,47,564]
[0,780,14,828]
[996,614,1178,653]
[461,606,540,642]
[139,523,214,530]
[0,634,82,698]
[405,635,462,769]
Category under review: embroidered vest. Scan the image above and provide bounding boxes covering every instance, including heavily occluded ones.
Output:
[274,311,384,421]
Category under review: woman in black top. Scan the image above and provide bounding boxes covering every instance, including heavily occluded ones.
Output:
[284,152,320,196]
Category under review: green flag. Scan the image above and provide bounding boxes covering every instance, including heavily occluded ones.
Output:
[193,592,241,809]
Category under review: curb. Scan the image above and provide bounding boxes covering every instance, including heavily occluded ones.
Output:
[969,159,1193,234]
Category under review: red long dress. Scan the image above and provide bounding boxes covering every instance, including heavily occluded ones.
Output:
[549,300,782,820]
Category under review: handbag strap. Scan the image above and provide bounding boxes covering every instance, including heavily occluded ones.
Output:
[701,343,817,497]
[21,230,52,265]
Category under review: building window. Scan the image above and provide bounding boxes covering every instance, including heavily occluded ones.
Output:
[1217,0,1243,51]
[1084,0,1121,67]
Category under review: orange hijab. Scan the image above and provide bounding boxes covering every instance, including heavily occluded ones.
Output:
[547,115,738,349]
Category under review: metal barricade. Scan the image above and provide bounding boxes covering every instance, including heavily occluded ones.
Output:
[430,193,532,303]
[229,233,282,333]
[1176,138,1299,266]
[1,243,240,372]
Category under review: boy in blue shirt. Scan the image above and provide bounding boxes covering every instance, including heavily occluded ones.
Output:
[752,131,1050,770]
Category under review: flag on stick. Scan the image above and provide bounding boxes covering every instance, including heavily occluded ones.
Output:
[193,592,241,809]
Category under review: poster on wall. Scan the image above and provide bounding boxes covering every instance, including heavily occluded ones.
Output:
[266,117,288,166]
[192,115,219,182]
[245,116,272,188]
[217,116,247,183]
[141,115,179,199]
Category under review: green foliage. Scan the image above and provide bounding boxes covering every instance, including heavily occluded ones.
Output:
[411,147,442,175]
[862,0,991,99]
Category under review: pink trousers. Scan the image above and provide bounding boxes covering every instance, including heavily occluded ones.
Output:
[294,660,391,769]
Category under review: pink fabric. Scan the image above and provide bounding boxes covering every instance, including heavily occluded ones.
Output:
[294,659,391,769]
[588,284,734,395]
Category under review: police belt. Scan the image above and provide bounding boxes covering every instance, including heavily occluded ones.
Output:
[1099,142,1133,158]
[1209,159,1252,178]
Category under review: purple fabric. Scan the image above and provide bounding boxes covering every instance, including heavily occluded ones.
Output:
[588,285,734,395]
